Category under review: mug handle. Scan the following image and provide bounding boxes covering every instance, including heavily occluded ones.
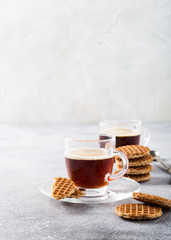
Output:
[105,151,129,182]
[141,127,150,146]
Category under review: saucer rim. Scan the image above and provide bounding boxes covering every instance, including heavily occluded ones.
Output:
[39,177,141,204]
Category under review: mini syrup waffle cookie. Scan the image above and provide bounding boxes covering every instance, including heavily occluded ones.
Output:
[51,177,85,200]
[133,192,171,208]
[115,154,154,167]
[116,164,153,175]
[116,145,150,159]
[124,173,151,182]
[115,203,163,220]
[51,177,76,200]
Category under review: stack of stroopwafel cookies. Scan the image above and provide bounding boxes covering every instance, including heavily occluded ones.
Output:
[115,145,153,182]
[51,177,84,200]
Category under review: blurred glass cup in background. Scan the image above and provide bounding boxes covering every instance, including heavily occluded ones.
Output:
[99,120,150,148]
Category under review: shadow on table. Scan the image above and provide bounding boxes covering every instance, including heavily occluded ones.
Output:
[145,176,171,185]
[49,199,101,214]
[57,197,137,210]
[156,162,171,174]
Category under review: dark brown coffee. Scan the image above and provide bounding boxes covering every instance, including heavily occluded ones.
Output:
[115,135,140,147]
[65,148,114,189]
[104,128,140,148]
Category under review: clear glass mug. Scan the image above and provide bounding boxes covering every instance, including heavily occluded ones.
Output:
[99,120,150,148]
[64,133,129,199]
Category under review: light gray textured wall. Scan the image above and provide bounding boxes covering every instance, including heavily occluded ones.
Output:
[0,0,170,123]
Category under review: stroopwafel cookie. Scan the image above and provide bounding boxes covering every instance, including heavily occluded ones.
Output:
[51,177,75,200]
[115,154,154,167]
[51,177,84,200]
[124,173,151,182]
[116,145,150,159]
[116,164,153,175]
[133,192,171,208]
[115,203,163,220]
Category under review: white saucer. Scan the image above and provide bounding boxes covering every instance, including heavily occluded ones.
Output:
[39,177,140,204]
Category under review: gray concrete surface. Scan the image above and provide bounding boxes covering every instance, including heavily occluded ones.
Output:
[0,123,171,240]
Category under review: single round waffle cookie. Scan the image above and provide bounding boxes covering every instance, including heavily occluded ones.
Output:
[115,154,154,167]
[116,164,153,175]
[51,177,76,200]
[115,203,163,220]
[133,192,171,208]
[124,173,151,182]
[116,145,150,159]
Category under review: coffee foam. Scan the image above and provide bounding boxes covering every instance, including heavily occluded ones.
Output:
[65,148,113,160]
[104,128,140,137]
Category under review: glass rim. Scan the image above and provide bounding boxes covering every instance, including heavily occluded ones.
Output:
[99,119,142,126]
[65,132,115,143]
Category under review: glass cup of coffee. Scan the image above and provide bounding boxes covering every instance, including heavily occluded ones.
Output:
[65,133,129,199]
[99,120,150,148]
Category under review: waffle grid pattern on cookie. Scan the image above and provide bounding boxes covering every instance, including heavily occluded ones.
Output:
[124,173,151,182]
[115,203,162,220]
[115,154,154,167]
[116,164,153,175]
[116,145,150,159]
[133,192,171,208]
[51,177,75,200]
